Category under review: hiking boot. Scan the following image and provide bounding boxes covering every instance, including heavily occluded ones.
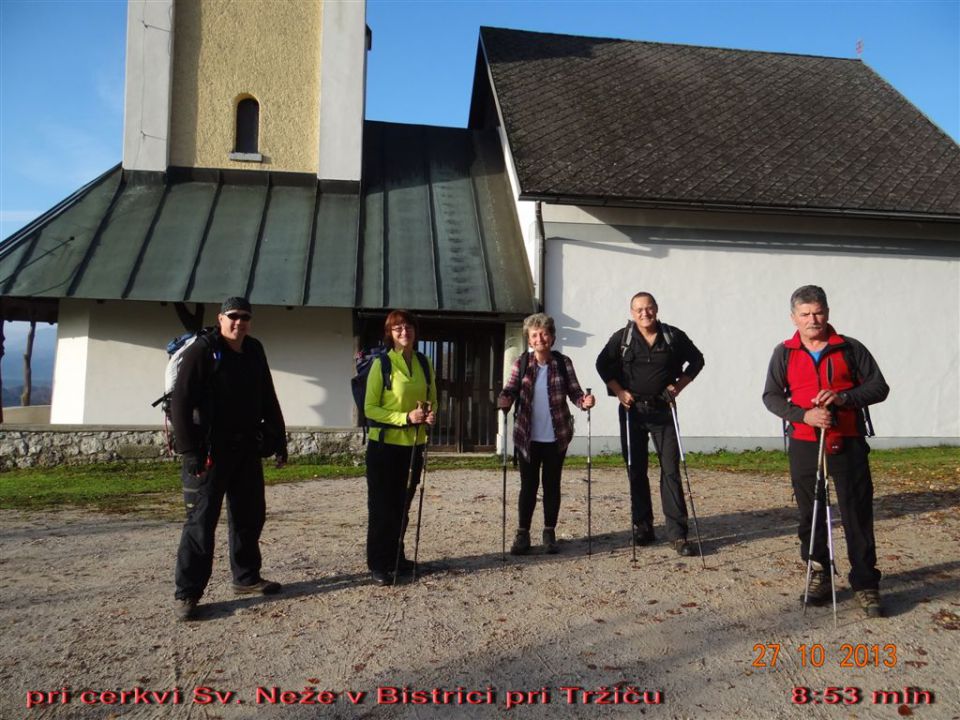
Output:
[542,528,559,554]
[672,539,695,557]
[175,597,199,622]
[856,589,883,618]
[801,563,831,605]
[633,525,655,546]
[510,529,531,555]
[232,578,282,595]
[370,570,394,587]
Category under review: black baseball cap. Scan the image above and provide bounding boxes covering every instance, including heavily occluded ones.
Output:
[221,296,252,315]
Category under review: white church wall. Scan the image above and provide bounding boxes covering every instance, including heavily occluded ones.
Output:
[49,301,91,424]
[540,206,959,452]
[51,299,355,427]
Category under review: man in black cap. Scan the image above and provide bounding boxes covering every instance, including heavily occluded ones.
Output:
[171,297,287,621]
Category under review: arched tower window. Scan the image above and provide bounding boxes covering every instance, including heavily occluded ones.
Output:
[235,97,259,154]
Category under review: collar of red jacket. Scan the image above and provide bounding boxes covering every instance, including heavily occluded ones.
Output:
[783,323,843,350]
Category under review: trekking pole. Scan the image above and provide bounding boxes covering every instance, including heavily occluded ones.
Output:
[586,388,593,556]
[501,408,508,562]
[823,450,839,628]
[668,399,706,569]
[625,405,637,563]
[802,427,828,614]
[412,401,433,581]
[394,401,425,586]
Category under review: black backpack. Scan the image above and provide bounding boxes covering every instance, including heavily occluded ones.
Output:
[608,321,677,396]
[620,320,676,355]
[352,346,432,439]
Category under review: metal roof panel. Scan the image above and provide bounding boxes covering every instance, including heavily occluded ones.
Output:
[126,180,218,301]
[360,125,386,308]
[470,131,536,314]
[306,192,360,307]
[383,125,439,310]
[2,126,533,316]
[72,181,165,299]
[247,184,315,306]
[188,182,268,303]
[361,121,535,316]
[2,169,121,297]
[427,129,491,312]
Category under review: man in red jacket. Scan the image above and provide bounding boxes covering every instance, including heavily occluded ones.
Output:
[763,285,889,618]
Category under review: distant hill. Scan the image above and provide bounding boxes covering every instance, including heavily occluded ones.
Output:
[2,384,52,407]
[2,323,56,398]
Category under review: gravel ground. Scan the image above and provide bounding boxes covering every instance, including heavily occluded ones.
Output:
[1,465,958,719]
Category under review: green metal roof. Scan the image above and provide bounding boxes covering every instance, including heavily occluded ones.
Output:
[0,123,534,316]
[361,122,534,314]
[0,167,360,307]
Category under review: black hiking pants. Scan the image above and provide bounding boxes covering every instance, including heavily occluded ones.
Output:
[365,440,423,573]
[517,441,565,530]
[790,436,880,591]
[618,403,688,541]
[174,448,265,599]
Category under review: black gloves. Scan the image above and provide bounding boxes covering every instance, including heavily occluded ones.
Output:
[182,452,204,477]
[276,445,289,468]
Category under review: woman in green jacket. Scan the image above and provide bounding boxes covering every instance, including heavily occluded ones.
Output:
[364,310,437,586]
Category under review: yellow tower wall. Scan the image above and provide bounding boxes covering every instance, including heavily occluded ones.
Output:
[169,0,322,173]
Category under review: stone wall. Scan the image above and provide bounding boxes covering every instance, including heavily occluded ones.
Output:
[0,426,363,470]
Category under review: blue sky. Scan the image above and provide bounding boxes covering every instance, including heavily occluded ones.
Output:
[1,0,958,243]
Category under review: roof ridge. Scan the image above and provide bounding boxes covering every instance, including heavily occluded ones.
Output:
[479,25,861,64]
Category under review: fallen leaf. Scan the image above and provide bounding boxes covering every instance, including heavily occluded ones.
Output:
[932,609,960,630]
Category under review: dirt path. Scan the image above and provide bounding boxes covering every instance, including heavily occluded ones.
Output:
[2,467,958,719]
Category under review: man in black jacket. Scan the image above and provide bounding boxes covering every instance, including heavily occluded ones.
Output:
[596,292,705,556]
[171,297,287,621]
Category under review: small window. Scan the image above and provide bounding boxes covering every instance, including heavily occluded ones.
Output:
[235,98,259,153]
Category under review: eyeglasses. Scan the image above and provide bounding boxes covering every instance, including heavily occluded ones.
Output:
[391,323,414,333]
[225,312,252,322]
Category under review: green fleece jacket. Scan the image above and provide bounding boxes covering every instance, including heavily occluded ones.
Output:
[364,348,437,446]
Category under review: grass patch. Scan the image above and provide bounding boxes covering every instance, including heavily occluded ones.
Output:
[0,458,366,513]
[1,447,956,512]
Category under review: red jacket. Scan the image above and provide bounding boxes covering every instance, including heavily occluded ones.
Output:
[763,325,889,443]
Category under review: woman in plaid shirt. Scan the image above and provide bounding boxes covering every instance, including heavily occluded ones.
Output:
[498,313,595,555]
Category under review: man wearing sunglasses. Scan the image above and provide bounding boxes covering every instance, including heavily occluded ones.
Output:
[171,296,287,621]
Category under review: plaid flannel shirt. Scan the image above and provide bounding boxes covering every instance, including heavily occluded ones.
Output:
[499,351,587,460]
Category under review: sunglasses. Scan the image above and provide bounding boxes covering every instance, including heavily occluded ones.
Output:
[224,312,252,321]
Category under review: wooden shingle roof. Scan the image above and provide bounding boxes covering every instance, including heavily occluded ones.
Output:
[475,27,960,219]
